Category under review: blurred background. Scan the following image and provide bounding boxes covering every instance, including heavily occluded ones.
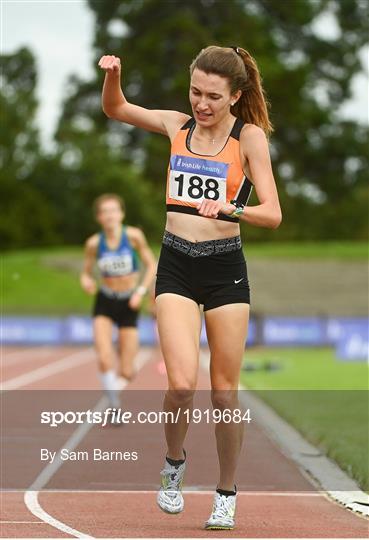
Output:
[1,0,368,490]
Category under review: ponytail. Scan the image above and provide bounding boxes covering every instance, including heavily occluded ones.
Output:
[190,45,273,136]
[231,47,273,136]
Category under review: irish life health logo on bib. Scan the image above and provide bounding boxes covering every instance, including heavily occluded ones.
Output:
[169,155,229,204]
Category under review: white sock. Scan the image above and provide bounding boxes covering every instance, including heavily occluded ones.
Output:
[99,370,120,408]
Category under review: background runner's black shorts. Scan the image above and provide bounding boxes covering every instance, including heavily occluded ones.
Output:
[155,231,250,311]
[93,290,139,328]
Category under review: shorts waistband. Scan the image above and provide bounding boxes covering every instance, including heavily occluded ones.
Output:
[99,285,133,299]
[162,230,242,257]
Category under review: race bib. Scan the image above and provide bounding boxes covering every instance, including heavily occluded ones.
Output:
[98,253,133,276]
[169,155,229,203]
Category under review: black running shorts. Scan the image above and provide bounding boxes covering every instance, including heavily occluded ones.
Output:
[155,231,250,311]
[93,289,139,328]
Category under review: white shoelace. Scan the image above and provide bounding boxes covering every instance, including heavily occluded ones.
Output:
[160,464,184,492]
[211,494,235,520]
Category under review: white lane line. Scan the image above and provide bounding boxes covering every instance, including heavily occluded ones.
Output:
[24,348,153,539]
[24,491,93,539]
[24,394,107,538]
[0,520,45,524]
[1,348,95,390]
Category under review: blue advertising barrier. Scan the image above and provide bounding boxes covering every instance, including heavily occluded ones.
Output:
[2,317,64,345]
[2,316,157,346]
[262,316,368,361]
[64,316,93,344]
[2,316,368,361]
[2,315,256,347]
[325,317,369,345]
[333,319,369,361]
[262,317,326,346]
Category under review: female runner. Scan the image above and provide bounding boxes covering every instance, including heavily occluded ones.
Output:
[80,193,156,408]
[98,46,281,529]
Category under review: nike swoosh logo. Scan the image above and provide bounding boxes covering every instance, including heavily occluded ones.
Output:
[234,278,244,284]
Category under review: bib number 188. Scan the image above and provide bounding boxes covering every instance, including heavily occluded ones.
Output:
[174,174,219,200]
[169,171,226,203]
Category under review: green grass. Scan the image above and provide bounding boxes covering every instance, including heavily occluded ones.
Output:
[241,347,369,491]
[2,247,91,315]
[2,242,367,315]
[241,347,367,390]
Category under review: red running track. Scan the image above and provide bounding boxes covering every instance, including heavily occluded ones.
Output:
[1,345,368,538]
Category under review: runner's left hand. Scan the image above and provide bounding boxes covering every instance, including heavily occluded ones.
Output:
[196,200,236,218]
[129,292,143,310]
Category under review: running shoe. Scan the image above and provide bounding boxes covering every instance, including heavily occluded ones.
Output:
[157,452,186,514]
[205,491,237,530]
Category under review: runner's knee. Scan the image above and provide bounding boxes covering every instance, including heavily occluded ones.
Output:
[211,388,238,410]
[166,387,196,407]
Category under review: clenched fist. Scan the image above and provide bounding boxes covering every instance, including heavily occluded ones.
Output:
[98,55,121,75]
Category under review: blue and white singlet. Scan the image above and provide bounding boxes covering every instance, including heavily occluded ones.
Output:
[97,227,139,278]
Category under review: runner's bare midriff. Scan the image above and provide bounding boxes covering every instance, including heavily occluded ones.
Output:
[101,272,139,292]
[166,211,240,243]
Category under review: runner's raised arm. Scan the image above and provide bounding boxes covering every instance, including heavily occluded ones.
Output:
[99,55,189,139]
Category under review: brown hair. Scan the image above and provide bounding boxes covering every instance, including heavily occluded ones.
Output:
[190,45,273,135]
[93,193,125,215]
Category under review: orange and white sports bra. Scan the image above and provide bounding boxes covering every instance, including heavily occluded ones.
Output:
[166,117,253,223]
